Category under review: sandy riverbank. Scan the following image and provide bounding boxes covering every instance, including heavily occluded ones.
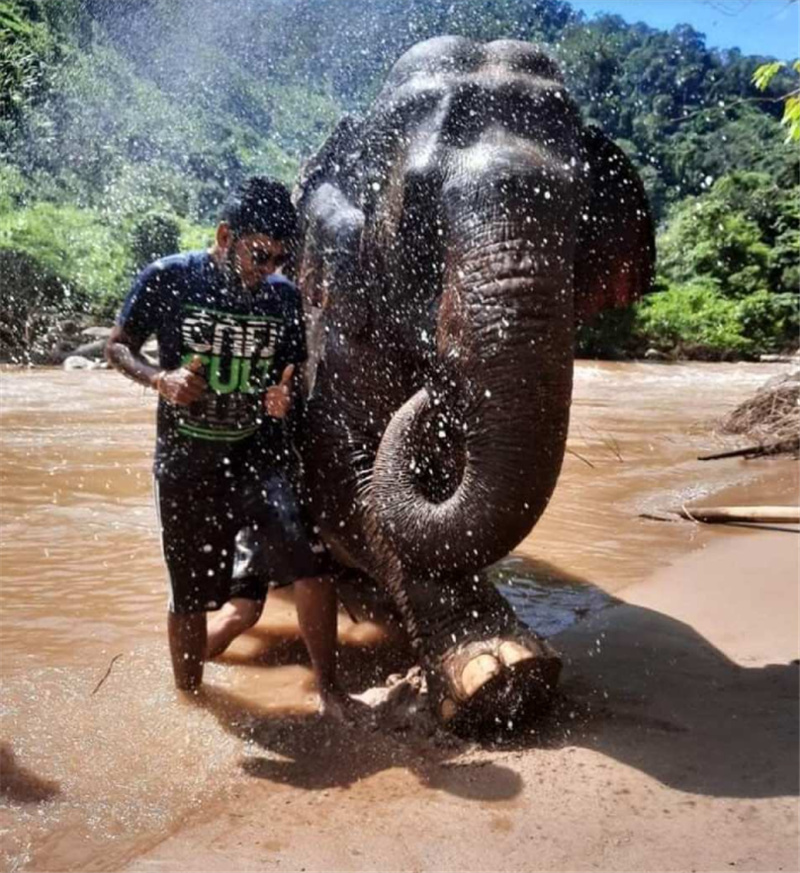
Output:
[121,519,799,873]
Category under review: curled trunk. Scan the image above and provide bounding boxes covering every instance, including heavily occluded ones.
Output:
[368,264,574,575]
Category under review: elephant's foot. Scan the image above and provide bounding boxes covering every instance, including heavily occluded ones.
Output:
[432,632,561,733]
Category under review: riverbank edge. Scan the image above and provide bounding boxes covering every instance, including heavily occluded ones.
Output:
[3,350,799,368]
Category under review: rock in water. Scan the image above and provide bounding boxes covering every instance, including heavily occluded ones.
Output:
[80,326,113,340]
[63,355,98,370]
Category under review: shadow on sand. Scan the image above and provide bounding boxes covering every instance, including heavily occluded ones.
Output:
[0,743,61,804]
[192,681,524,803]
[194,559,798,802]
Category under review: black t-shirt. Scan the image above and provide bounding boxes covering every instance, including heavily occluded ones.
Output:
[117,251,306,481]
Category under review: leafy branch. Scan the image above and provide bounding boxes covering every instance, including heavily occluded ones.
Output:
[752,59,800,142]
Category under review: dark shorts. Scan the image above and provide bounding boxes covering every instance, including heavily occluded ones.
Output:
[155,469,330,614]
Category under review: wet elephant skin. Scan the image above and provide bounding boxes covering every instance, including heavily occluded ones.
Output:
[292,36,655,729]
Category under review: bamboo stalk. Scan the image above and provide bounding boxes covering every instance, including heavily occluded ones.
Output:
[677,505,799,524]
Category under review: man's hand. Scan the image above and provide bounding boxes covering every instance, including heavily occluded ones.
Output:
[264,364,294,419]
[155,355,207,405]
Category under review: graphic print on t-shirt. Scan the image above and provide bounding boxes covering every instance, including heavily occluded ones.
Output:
[177,303,283,441]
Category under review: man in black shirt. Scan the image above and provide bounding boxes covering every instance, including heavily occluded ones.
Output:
[107,177,351,718]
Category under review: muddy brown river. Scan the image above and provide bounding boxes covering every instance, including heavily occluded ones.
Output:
[1,361,797,871]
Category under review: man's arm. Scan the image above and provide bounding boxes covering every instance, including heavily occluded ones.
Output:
[105,325,160,389]
[105,326,206,405]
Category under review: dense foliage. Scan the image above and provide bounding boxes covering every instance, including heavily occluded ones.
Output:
[0,0,797,361]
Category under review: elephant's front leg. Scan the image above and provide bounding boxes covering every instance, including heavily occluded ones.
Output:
[389,568,562,733]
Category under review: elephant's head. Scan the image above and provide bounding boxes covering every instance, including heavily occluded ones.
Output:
[298,37,654,577]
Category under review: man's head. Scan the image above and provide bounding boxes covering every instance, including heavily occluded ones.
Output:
[215,176,297,291]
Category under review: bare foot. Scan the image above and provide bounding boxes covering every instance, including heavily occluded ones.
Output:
[175,685,204,707]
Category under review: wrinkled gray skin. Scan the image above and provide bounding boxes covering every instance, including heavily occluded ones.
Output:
[293,37,654,731]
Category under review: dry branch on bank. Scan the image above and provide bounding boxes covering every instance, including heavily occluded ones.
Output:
[698,437,800,461]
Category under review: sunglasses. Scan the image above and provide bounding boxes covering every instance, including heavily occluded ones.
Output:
[250,248,288,268]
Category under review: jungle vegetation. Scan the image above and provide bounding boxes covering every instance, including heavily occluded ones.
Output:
[0,0,797,361]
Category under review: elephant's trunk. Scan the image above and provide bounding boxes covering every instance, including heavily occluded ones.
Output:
[368,228,575,576]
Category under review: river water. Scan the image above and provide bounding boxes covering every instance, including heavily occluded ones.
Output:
[1,361,797,871]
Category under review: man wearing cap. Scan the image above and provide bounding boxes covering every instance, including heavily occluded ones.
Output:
[106,177,351,718]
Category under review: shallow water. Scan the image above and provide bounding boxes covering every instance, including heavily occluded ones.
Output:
[499,361,800,623]
[1,362,797,871]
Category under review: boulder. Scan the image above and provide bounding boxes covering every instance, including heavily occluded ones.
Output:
[63,355,99,370]
[141,339,159,364]
[70,339,107,359]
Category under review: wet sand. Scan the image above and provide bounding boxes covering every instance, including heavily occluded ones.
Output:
[121,520,799,873]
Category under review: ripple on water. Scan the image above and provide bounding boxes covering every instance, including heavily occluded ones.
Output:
[0,651,245,872]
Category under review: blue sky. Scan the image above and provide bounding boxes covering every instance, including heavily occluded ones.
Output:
[568,0,799,58]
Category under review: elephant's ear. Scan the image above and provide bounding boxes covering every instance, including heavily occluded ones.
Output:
[297,182,368,328]
[573,127,655,322]
[295,115,363,212]
[295,116,369,319]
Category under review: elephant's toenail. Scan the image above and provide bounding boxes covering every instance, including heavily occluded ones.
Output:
[499,641,535,667]
[461,654,502,697]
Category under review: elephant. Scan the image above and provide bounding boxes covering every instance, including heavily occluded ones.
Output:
[291,36,655,732]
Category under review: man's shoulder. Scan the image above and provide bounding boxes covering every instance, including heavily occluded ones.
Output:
[136,251,209,285]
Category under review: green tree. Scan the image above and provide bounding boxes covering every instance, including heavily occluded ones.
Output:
[130,213,180,270]
[658,172,797,297]
[0,0,60,156]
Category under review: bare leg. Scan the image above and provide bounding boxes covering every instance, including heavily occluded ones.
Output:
[295,576,338,695]
[167,611,207,691]
[206,598,264,660]
[294,575,358,720]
